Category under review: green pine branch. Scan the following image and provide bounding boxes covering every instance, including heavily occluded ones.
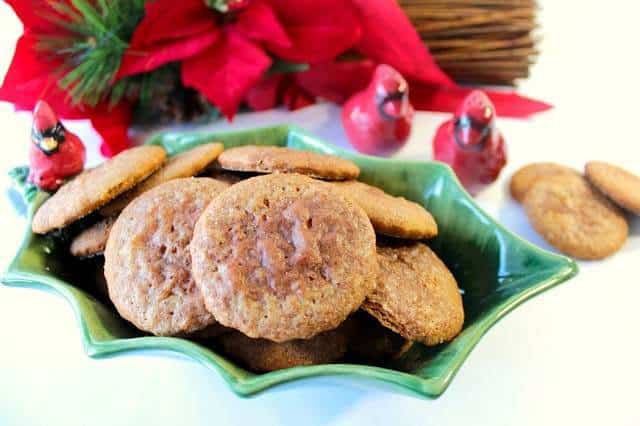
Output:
[37,0,147,107]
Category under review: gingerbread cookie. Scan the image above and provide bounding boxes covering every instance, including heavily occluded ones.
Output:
[104,178,228,336]
[331,180,437,239]
[217,325,351,372]
[510,162,579,202]
[32,146,166,234]
[190,173,377,342]
[585,161,640,215]
[100,143,224,216]
[69,217,115,258]
[363,241,464,346]
[523,174,628,259]
[217,145,360,180]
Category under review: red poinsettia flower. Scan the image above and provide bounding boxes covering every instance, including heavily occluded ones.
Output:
[117,0,361,119]
[0,0,133,156]
[245,0,549,117]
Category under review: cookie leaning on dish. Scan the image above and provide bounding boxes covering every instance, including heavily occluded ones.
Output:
[523,174,628,260]
[104,178,230,336]
[217,321,352,372]
[331,180,437,239]
[69,217,115,258]
[217,145,360,180]
[585,161,640,215]
[32,145,166,234]
[190,173,378,342]
[363,241,464,346]
[346,310,413,363]
[100,142,223,217]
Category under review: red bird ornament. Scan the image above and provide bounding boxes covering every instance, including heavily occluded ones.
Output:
[28,100,86,191]
[433,90,506,195]
[342,64,414,156]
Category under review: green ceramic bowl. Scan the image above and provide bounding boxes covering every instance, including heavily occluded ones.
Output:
[2,125,577,398]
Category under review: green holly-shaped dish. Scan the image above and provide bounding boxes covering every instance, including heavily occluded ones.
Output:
[2,125,578,398]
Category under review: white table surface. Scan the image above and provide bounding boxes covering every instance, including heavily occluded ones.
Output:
[1,2,639,425]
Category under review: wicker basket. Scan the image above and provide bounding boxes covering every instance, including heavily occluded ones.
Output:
[399,0,539,86]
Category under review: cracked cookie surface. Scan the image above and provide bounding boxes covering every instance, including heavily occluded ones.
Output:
[217,323,351,372]
[32,145,166,234]
[100,143,223,216]
[217,145,360,180]
[331,180,437,239]
[585,161,640,215]
[510,162,579,202]
[70,216,115,257]
[523,174,628,259]
[104,178,229,336]
[363,241,464,346]
[190,173,377,342]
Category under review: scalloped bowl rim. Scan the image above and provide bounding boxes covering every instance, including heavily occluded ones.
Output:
[1,125,578,399]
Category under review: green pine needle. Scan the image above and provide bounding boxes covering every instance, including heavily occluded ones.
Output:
[37,0,147,107]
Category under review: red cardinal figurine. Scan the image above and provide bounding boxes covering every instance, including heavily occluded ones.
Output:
[28,100,86,191]
[433,90,506,195]
[342,64,414,156]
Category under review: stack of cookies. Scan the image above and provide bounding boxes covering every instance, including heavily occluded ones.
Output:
[31,144,464,372]
[510,161,640,260]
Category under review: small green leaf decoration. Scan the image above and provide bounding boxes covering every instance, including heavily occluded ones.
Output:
[8,165,29,185]
[8,166,40,205]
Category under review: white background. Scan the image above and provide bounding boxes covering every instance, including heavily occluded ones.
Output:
[1,1,639,425]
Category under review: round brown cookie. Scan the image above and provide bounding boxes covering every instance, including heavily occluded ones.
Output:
[363,241,464,346]
[585,161,640,215]
[69,217,115,258]
[510,162,579,202]
[104,178,229,336]
[217,145,360,180]
[191,173,377,342]
[100,143,224,216]
[523,174,628,259]
[331,180,438,239]
[346,311,412,363]
[32,146,166,234]
[217,325,350,372]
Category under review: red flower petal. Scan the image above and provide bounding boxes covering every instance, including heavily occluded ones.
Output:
[295,60,375,104]
[0,32,84,118]
[234,1,291,49]
[116,0,219,78]
[350,0,453,87]
[264,0,361,63]
[118,32,220,79]
[245,74,284,111]
[132,0,216,45]
[281,82,315,110]
[181,32,272,119]
[6,0,62,32]
[90,102,133,157]
[410,82,552,118]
